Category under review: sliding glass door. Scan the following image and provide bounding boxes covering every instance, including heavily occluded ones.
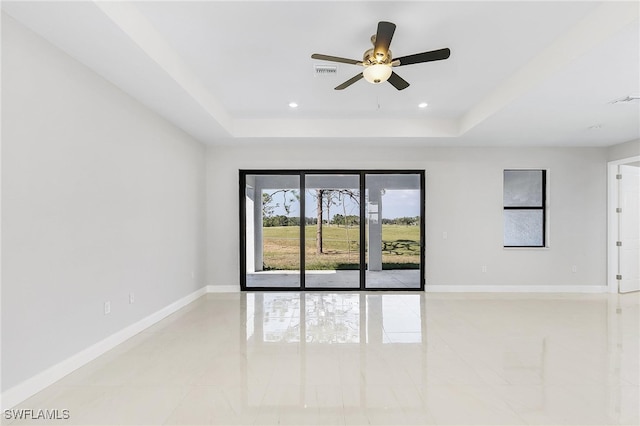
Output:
[240,171,424,291]
[365,174,422,289]
[243,173,301,288]
[305,174,361,289]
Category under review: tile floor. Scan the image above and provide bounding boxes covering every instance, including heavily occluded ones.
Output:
[4,291,639,425]
[246,270,421,289]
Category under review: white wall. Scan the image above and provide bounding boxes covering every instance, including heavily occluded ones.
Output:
[1,14,206,391]
[608,138,640,161]
[206,143,607,290]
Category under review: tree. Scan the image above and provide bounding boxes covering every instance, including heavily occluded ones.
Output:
[316,189,324,254]
[331,214,359,226]
[262,193,276,218]
[308,189,359,255]
[262,189,299,227]
[380,216,420,226]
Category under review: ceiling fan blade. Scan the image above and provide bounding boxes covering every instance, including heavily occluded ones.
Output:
[312,54,362,65]
[374,21,396,59]
[335,73,364,90]
[395,48,451,66]
[387,71,410,90]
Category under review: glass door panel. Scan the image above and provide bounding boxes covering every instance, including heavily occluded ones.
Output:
[241,171,424,291]
[304,174,361,289]
[365,174,422,289]
[245,174,300,288]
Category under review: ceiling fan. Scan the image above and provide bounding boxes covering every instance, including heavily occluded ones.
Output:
[312,21,450,91]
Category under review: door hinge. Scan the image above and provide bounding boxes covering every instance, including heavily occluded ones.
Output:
[616,241,623,247]
[616,274,623,280]
[616,174,623,180]
[616,207,622,213]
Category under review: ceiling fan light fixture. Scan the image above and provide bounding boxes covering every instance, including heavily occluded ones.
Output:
[312,21,450,91]
[363,63,392,84]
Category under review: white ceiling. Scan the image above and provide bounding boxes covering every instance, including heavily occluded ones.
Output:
[3,1,639,146]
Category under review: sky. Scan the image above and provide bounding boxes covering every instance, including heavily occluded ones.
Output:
[263,189,420,219]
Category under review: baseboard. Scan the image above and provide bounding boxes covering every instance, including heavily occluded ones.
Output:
[0,286,207,410]
[425,285,609,293]
[205,284,610,294]
[206,285,239,293]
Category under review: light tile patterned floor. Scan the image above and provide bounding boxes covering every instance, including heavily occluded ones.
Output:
[247,270,421,289]
[5,292,639,425]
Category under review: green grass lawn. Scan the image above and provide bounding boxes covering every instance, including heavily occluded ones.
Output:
[262,224,420,270]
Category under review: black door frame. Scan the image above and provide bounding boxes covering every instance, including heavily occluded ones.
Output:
[239,170,425,291]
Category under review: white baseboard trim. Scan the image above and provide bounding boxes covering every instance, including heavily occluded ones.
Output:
[425,285,609,293]
[0,286,207,410]
[206,285,239,293]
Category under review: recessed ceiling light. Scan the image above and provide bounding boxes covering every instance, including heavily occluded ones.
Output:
[418,102,428,108]
[289,102,299,108]
[589,124,602,130]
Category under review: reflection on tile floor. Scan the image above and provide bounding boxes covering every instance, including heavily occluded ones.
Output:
[5,292,639,425]
[246,270,421,289]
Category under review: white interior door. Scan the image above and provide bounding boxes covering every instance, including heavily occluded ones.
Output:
[618,164,640,293]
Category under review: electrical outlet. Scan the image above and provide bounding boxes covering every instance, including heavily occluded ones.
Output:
[129,292,135,304]
[571,265,577,273]
[104,301,111,315]
[191,271,195,279]
[481,265,487,273]
[442,231,448,240]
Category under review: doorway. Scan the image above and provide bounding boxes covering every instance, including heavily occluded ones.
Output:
[608,157,640,293]
[240,170,425,291]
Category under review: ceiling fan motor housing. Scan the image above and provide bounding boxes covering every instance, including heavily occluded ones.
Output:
[363,48,392,66]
